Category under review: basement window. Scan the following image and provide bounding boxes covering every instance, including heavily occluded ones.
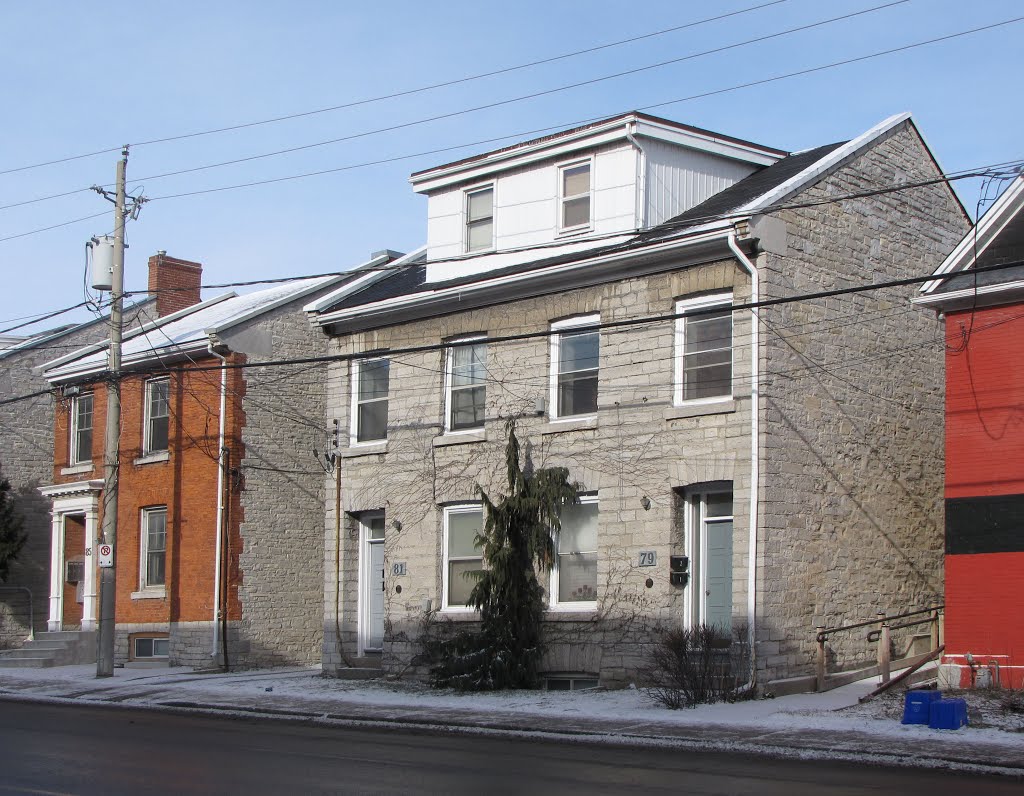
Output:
[544,673,600,691]
[132,635,169,659]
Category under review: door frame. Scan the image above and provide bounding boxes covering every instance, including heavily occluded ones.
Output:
[683,489,734,632]
[357,512,385,655]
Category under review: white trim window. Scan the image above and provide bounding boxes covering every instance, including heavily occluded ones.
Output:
[551,496,598,607]
[443,505,484,609]
[558,159,592,232]
[69,392,94,465]
[550,315,599,419]
[133,635,169,659]
[140,506,167,590]
[143,377,170,454]
[465,185,495,253]
[675,292,734,404]
[446,338,487,432]
[352,358,390,444]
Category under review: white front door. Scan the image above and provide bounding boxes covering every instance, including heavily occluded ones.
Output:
[688,491,734,635]
[359,514,386,653]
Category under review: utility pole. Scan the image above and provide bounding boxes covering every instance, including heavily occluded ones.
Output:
[96,147,128,677]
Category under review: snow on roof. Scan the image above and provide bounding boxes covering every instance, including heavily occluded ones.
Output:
[43,275,341,382]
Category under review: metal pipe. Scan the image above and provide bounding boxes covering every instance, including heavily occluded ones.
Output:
[207,342,229,660]
[728,231,760,691]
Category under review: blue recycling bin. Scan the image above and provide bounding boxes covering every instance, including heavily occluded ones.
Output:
[928,697,969,730]
[901,689,941,724]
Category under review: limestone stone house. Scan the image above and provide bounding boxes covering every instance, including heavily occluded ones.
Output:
[307,111,968,689]
[914,174,1024,689]
[21,253,348,669]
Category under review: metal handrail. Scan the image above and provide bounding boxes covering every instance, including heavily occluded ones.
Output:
[0,586,34,641]
[815,605,942,643]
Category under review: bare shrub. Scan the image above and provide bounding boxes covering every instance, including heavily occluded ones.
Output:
[643,624,752,709]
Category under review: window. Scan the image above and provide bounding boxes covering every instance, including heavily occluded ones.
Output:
[133,635,169,659]
[465,186,494,252]
[69,393,93,464]
[443,506,484,608]
[551,497,598,606]
[352,359,389,443]
[551,315,599,419]
[140,507,167,590]
[559,161,591,231]
[446,339,487,432]
[675,293,733,403]
[143,378,170,453]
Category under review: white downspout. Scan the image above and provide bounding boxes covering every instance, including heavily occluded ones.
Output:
[208,341,229,659]
[728,231,760,690]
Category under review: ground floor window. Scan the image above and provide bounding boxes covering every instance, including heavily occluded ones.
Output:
[443,505,484,609]
[131,634,169,659]
[551,496,598,607]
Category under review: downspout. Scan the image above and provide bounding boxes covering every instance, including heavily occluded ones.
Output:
[624,124,647,231]
[208,341,229,662]
[728,231,760,691]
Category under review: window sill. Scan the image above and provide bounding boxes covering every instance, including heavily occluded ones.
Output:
[541,416,597,435]
[342,442,388,458]
[439,607,480,619]
[61,463,95,476]
[665,398,735,420]
[134,451,170,466]
[433,430,486,448]
[131,588,166,600]
[556,224,593,239]
[544,605,598,620]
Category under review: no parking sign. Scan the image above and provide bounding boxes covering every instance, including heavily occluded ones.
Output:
[98,543,114,568]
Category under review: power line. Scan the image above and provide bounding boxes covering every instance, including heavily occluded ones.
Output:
[0,0,789,177]
[0,210,109,244]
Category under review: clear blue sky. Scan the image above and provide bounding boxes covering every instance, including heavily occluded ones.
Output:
[1,0,1021,335]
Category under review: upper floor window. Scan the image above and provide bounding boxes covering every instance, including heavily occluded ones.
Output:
[446,339,487,432]
[69,392,94,465]
[140,506,167,590]
[352,358,389,443]
[465,186,494,253]
[550,315,599,419]
[443,505,484,609]
[143,378,170,454]
[551,496,598,607]
[675,293,733,404]
[559,161,591,232]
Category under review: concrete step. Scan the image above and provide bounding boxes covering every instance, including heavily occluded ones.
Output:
[333,667,384,681]
[0,656,56,669]
[0,647,59,660]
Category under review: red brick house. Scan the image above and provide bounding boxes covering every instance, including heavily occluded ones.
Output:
[915,175,1024,689]
[35,253,346,667]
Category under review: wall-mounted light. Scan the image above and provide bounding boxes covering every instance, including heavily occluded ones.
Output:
[391,519,402,532]
[640,496,652,511]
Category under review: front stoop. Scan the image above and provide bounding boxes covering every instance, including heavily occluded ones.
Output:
[332,654,383,680]
[0,630,97,668]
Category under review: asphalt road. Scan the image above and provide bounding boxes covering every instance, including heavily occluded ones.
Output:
[0,700,1019,795]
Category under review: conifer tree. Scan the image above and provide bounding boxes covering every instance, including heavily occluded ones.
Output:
[0,474,26,582]
[430,419,578,689]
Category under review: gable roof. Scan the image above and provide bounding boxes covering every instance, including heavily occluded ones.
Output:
[917,175,1024,303]
[43,275,345,382]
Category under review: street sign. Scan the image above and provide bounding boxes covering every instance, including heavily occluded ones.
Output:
[98,543,114,568]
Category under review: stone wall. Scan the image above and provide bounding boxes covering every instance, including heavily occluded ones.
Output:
[234,295,332,668]
[755,120,968,681]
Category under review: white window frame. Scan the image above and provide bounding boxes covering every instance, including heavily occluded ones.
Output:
[132,635,169,659]
[139,506,167,593]
[357,512,386,655]
[442,504,484,612]
[674,292,734,406]
[444,337,487,434]
[143,377,170,454]
[557,158,593,234]
[683,489,734,630]
[549,494,598,610]
[549,314,600,421]
[464,184,495,253]
[350,357,390,445]
[69,392,94,465]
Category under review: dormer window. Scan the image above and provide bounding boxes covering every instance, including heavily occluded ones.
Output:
[559,160,591,232]
[465,186,494,252]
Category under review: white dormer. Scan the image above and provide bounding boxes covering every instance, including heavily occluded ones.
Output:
[410,112,785,284]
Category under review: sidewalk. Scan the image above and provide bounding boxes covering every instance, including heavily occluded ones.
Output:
[1,663,1021,775]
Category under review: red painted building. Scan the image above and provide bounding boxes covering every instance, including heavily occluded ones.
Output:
[915,176,1024,688]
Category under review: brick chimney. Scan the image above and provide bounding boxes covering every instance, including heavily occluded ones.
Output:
[148,251,203,317]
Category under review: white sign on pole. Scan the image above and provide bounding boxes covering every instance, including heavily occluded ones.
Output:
[98,543,114,568]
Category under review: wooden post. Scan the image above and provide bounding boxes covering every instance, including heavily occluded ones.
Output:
[930,600,940,651]
[816,626,826,692]
[879,623,891,685]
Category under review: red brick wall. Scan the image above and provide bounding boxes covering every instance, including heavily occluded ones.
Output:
[943,304,1024,680]
[52,359,245,629]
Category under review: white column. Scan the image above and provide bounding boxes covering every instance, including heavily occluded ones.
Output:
[81,510,99,630]
[47,513,64,632]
